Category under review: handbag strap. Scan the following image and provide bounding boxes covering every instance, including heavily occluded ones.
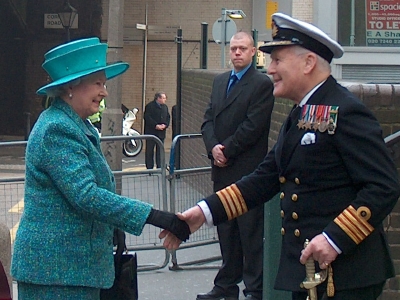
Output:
[0,261,11,300]
[113,228,127,279]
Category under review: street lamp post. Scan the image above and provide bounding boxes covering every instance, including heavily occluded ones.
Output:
[220,8,246,68]
[58,0,77,42]
[220,8,227,68]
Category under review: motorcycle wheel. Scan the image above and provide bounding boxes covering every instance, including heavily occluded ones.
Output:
[122,134,143,157]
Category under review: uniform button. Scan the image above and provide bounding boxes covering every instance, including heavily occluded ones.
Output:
[292,212,298,220]
[291,194,298,201]
[279,176,286,184]
[280,210,284,218]
[280,192,285,199]
[295,178,300,185]
[281,228,285,235]
[294,229,300,237]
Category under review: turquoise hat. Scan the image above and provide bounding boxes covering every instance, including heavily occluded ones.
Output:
[36,37,129,95]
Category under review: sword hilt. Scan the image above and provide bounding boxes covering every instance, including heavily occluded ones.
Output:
[300,239,327,300]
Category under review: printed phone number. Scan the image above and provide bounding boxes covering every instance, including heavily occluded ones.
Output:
[367,39,400,44]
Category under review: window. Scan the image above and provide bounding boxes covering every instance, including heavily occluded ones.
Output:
[338,0,400,47]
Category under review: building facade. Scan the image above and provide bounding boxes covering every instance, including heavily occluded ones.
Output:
[1,0,399,139]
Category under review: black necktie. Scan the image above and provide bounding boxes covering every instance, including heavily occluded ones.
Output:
[286,105,300,132]
[227,75,238,95]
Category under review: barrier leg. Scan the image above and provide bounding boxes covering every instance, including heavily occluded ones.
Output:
[0,222,12,298]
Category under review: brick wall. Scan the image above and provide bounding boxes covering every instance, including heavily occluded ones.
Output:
[181,69,400,299]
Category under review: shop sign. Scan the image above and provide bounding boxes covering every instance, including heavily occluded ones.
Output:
[366,0,400,46]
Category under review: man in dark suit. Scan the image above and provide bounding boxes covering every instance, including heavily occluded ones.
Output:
[198,31,275,300]
[144,92,170,169]
[161,13,400,300]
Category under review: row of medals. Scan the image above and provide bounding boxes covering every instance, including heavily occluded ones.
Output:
[296,117,335,133]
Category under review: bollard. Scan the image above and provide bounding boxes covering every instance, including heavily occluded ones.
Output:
[200,22,208,69]
[252,29,258,69]
[263,195,291,300]
[0,222,12,298]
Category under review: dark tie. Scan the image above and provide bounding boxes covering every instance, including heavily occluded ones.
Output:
[227,75,238,95]
[286,105,300,132]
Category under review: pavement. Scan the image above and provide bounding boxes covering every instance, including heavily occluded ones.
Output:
[0,136,249,300]
[11,244,243,300]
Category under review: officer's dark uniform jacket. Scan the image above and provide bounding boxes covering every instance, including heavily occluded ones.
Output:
[204,76,400,293]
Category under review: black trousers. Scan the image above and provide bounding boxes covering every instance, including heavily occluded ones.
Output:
[291,281,385,300]
[145,138,164,169]
[213,181,264,299]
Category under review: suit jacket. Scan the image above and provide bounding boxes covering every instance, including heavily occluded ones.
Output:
[144,100,170,139]
[205,76,400,292]
[201,67,275,187]
[11,99,152,288]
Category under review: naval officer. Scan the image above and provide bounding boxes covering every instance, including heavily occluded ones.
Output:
[161,12,400,300]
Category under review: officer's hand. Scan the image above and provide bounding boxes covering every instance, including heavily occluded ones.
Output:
[299,234,338,269]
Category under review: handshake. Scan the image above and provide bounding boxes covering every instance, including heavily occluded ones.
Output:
[146,206,207,250]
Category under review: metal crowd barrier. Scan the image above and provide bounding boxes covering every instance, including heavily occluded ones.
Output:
[0,134,220,272]
[100,135,170,271]
[168,134,221,270]
[0,141,26,250]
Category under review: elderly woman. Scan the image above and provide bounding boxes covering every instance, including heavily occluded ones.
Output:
[11,37,189,299]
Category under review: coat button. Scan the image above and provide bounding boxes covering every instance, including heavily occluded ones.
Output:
[292,212,298,220]
[281,228,285,235]
[295,178,300,185]
[280,192,285,199]
[279,176,286,184]
[294,229,300,237]
[291,194,298,201]
[280,210,285,218]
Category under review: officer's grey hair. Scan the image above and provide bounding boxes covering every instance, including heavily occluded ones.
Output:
[292,46,331,72]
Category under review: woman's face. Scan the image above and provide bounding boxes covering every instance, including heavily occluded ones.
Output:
[68,71,108,119]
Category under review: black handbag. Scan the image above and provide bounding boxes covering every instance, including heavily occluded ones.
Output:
[100,229,138,300]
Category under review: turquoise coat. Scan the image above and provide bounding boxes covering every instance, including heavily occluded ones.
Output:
[11,98,152,288]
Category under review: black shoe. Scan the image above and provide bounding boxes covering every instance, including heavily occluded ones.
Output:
[196,289,238,300]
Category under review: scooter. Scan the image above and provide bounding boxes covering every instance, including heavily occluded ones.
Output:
[121,104,143,157]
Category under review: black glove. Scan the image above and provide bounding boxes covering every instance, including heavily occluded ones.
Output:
[146,208,190,241]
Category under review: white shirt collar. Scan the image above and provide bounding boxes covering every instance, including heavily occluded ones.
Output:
[298,80,326,107]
